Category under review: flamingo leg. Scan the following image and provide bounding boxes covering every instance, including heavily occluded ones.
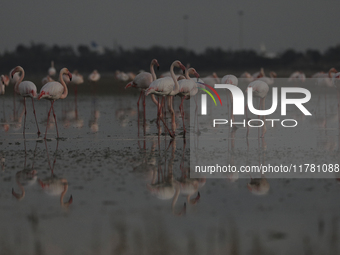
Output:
[143,92,146,132]
[158,97,174,137]
[31,97,41,136]
[194,94,200,135]
[51,101,59,138]
[137,90,143,109]
[179,96,186,136]
[23,97,27,139]
[167,96,176,134]
[261,98,267,138]
[45,101,53,139]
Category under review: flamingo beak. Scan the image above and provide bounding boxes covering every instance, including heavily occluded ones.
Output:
[125,82,132,89]
[68,73,72,81]
[38,91,45,100]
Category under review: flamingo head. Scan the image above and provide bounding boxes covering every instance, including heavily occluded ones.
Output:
[174,60,186,72]
[270,71,277,78]
[11,66,22,78]
[125,81,133,89]
[1,75,9,86]
[38,91,46,100]
[145,87,154,96]
[152,59,160,70]
[189,68,200,80]
[329,68,338,77]
[258,68,265,78]
[60,68,72,82]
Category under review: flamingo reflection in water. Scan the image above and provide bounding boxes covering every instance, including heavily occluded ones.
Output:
[147,139,204,215]
[12,141,39,200]
[38,140,73,208]
[89,92,100,133]
[247,137,270,195]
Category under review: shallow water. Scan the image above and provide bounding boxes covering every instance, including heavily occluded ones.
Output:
[1,79,340,255]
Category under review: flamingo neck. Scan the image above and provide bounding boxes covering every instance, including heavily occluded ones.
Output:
[59,70,68,99]
[150,61,157,81]
[169,62,180,95]
[60,183,68,206]
[185,68,193,79]
[14,67,25,94]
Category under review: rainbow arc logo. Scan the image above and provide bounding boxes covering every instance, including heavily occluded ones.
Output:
[197,82,222,114]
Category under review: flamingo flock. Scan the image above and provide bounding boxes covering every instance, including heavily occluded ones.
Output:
[1,60,340,140]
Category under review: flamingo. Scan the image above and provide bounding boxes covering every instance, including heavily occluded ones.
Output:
[11,66,41,138]
[316,67,337,87]
[240,72,254,82]
[38,140,72,207]
[258,71,277,85]
[145,60,186,137]
[0,75,9,94]
[246,80,270,138]
[125,59,161,133]
[48,61,56,77]
[177,67,200,136]
[125,59,160,110]
[252,68,265,80]
[221,74,238,122]
[247,176,270,195]
[88,69,100,82]
[9,68,20,85]
[288,71,306,82]
[201,72,220,86]
[38,68,72,139]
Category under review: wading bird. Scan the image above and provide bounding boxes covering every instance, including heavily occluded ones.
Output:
[11,66,41,138]
[38,68,72,139]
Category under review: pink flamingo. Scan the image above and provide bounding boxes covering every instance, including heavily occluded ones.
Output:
[258,71,277,85]
[145,60,186,137]
[125,59,161,133]
[11,66,41,138]
[1,75,9,93]
[38,68,72,139]
[48,61,56,77]
[125,59,160,110]
[88,70,100,82]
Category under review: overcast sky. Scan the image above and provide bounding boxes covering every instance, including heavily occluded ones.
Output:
[0,0,339,54]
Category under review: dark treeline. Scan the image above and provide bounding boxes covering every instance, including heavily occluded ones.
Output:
[0,42,340,75]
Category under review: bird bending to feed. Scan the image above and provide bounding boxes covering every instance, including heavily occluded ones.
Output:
[11,66,41,138]
[38,68,72,139]
[125,59,160,109]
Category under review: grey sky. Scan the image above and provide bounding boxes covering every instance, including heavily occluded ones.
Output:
[1,0,339,54]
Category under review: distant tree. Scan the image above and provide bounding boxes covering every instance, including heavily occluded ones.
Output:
[305,49,321,64]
